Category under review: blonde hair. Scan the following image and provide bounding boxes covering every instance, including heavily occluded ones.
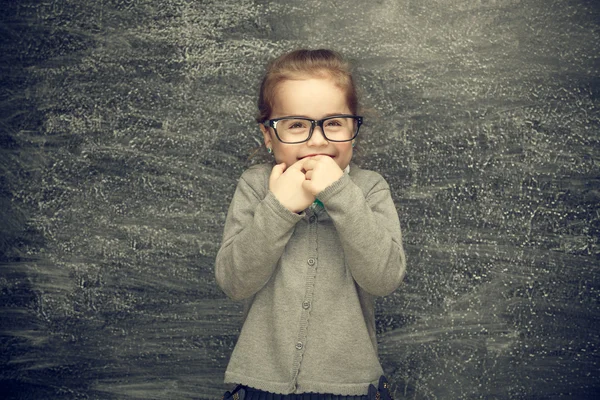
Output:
[256,49,359,123]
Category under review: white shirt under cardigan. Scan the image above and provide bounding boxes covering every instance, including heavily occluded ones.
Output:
[215,163,406,395]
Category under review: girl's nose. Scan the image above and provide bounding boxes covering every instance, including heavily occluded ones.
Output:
[307,126,328,147]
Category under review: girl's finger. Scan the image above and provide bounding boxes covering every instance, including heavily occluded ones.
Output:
[301,158,317,172]
[305,170,313,180]
[289,158,308,171]
[269,163,286,187]
[301,179,315,195]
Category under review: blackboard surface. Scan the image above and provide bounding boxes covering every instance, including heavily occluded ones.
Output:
[1,0,599,399]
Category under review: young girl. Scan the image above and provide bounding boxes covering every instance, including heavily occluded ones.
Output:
[215,49,405,400]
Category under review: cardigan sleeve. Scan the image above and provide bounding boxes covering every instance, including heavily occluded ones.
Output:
[317,171,406,296]
[215,167,303,301]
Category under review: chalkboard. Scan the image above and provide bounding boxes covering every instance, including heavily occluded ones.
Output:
[1,0,599,399]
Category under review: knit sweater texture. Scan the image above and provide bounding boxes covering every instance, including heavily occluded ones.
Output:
[215,163,406,395]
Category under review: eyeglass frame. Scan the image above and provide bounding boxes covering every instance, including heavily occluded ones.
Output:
[262,114,363,144]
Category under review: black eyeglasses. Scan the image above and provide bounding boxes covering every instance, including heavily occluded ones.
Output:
[263,115,363,144]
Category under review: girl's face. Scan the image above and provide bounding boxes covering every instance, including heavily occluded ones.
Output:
[260,77,354,170]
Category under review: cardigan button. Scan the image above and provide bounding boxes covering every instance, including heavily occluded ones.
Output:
[307,258,315,266]
[309,216,316,223]
[295,342,303,350]
[302,301,310,310]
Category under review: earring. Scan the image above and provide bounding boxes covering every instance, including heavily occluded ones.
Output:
[267,147,272,154]
[352,141,356,148]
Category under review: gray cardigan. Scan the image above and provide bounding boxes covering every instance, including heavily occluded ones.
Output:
[215,163,406,395]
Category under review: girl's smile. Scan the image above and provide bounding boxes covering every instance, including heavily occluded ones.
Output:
[299,153,334,160]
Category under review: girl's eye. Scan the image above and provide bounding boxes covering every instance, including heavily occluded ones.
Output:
[325,119,343,127]
[285,120,308,130]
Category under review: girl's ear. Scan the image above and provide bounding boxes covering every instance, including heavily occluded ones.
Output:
[259,123,272,149]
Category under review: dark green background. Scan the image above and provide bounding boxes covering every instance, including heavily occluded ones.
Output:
[1,0,599,398]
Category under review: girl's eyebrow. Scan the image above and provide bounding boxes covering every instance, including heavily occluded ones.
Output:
[322,113,351,118]
[275,113,351,119]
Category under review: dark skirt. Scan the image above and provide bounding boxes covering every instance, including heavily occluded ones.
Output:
[243,386,368,400]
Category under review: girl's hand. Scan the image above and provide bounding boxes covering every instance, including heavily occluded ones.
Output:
[269,161,316,213]
[301,156,344,196]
